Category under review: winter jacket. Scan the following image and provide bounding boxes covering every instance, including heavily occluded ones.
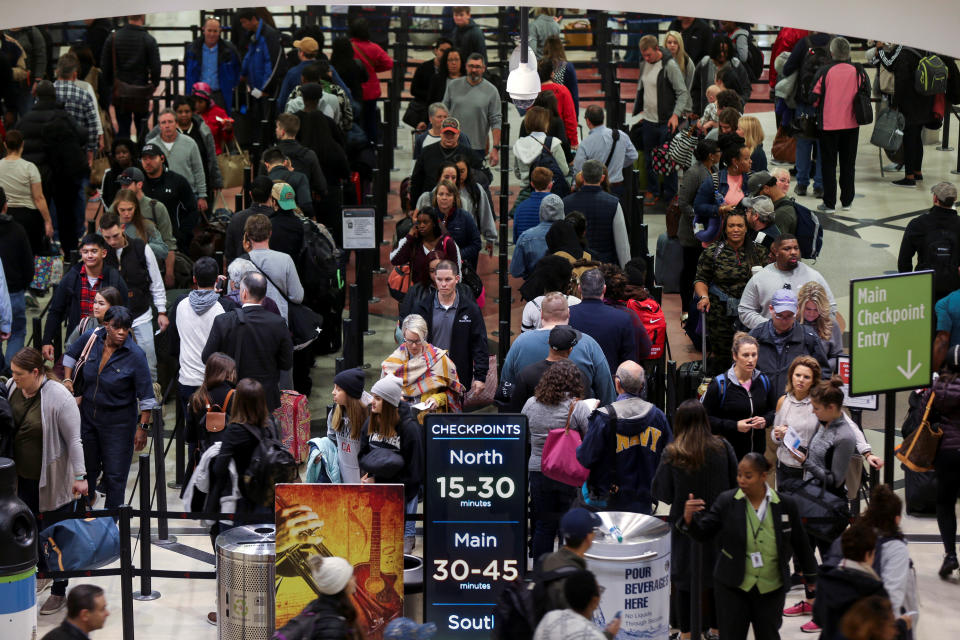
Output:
[42,263,129,346]
[562,186,629,266]
[701,366,778,461]
[144,131,208,198]
[632,47,692,125]
[925,377,960,452]
[9,27,45,80]
[406,290,488,388]
[273,595,352,640]
[359,401,424,498]
[439,207,482,269]
[100,24,161,88]
[199,101,234,153]
[569,298,638,379]
[16,98,87,181]
[240,20,282,92]
[410,140,483,201]
[0,213,34,292]
[813,562,887,640]
[750,320,831,396]
[682,487,818,590]
[276,139,327,197]
[577,397,673,513]
[304,437,340,483]
[768,28,810,87]
[666,18,714,66]
[184,37,241,113]
[897,204,960,299]
[350,38,393,101]
[449,20,486,59]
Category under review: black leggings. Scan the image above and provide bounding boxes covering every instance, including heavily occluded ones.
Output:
[935,447,960,555]
[675,587,718,633]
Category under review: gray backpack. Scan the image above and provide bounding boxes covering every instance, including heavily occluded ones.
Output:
[871,107,905,151]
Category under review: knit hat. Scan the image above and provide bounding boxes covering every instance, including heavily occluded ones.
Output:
[308,556,355,595]
[371,375,404,407]
[539,194,565,222]
[192,81,213,101]
[333,367,365,399]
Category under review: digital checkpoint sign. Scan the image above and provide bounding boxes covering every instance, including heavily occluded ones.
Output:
[423,414,528,639]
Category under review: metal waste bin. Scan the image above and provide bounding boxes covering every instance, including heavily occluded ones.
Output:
[216,524,276,640]
[0,457,38,640]
[584,512,671,640]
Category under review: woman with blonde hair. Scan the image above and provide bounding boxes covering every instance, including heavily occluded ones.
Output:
[797,281,843,372]
[737,115,767,171]
[381,313,465,415]
[664,30,695,89]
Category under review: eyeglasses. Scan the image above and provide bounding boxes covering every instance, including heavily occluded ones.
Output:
[404,337,422,345]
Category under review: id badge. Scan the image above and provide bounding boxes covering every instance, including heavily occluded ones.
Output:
[750,551,764,568]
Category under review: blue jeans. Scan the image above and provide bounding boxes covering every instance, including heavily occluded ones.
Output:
[81,404,138,509]
[641,120,677,200]
[2,290,26,372]
[131,321,157,382]
[529,471,577,559]
[794,105,822,189]
[405,493,418,539]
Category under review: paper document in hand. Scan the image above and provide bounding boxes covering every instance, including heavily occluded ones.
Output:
[783,425,805,459]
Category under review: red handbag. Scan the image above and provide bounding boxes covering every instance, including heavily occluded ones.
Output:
[541,400,591,487]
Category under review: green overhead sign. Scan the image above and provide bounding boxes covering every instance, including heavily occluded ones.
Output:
[849,271,934,395]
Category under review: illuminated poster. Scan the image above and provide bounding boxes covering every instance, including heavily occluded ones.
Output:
[423,415,528,639]
[275,484,404,639]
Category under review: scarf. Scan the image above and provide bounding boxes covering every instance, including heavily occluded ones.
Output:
[381,342,465,413]
[189,288,221,315]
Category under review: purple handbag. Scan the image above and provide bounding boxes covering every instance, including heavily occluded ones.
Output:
[541,400,591,487]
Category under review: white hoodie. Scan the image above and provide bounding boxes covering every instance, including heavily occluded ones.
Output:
[513,132,569,181]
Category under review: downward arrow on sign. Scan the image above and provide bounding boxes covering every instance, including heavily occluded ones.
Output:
[897,350,922,380]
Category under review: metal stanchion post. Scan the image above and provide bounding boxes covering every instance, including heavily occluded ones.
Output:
[342,317,357,369]
[133,455,160,601]
[151,409,175,544]
[884,392,895,486]
[118,504,136,640]
[665,360,678,423]
[235,192,243,212]
[940,109,954,151]
[31,317,41,349]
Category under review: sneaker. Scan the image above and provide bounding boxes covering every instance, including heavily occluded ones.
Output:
[939,554,959,578]
[794,184,808,196]
[801,620,821,633]
[25,293,38,309]
[40,594,66,615]
[914,173,924,182]
[817,204,836,214]
[883,162,904,172]
[36,578,51,594]
[784,600,813,616]
[892,177,917,187]
[812,186,824,198]
[207,611,217,625]
[841,203,853,211]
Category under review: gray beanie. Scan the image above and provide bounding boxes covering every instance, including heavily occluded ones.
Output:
[371,375,404,407]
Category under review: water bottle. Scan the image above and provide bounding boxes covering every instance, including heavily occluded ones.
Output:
[608,525,623,543]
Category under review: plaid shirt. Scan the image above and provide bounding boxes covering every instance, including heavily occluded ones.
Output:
[78,264,103,318]
[54,80,98,151]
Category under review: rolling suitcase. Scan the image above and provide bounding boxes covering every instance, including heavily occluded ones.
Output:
[654,232,683,293]
[274,390,311,463]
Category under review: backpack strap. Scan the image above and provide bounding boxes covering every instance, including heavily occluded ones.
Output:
[604,129,620,170]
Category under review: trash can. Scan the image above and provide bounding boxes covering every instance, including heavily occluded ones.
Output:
[216,524,276,640]
[584,512,671,640]
[403,554,423,622]
[0,457,38,639]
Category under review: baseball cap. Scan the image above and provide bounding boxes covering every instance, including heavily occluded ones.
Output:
[140,142,163,157]
[771,289,798,315]
[559,508,602,538]
[549,325,579,351]
[747,170,777,196]
[932,181,958,206]
[440,116,460,134]
[293,37,319,54]
[271,182,298,210]
[742,195,775,217]
[117,167,145,185]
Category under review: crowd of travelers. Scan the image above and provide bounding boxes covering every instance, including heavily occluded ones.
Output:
[0,8,955,640]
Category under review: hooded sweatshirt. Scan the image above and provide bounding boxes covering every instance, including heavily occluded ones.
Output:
[510,194,566,279]
[173,289,231,386]
[513,131,569,181]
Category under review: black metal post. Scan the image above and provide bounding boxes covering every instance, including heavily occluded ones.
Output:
[884,391,895,486]
[118,504,135,640]
[31,317,41,349]
[169,390,185,489]
[341,317,358,369]
[335,356,346,374]
[133,455,160,600]
[234,192,243,212]
[666,359,678,423]
[151,409,175,544]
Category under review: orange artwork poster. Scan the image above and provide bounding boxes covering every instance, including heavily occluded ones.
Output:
[274,483,405,639]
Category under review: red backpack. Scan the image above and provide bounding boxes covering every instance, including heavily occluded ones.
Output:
[627,298,667,360]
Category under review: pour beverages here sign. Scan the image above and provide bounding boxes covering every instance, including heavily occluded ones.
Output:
[849,271,934,395]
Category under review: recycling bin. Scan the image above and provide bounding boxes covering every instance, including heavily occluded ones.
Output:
[0,457,38,639]
[584,511,671,640]
[216,524,276,640]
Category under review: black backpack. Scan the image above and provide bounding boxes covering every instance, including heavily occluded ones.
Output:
[530,136,570,198]
[791,199,824,259]
[918,225,960,298]
[239,421,298,507]
[733,29,764,81]
[797,38,831,104]
[492,563,581,640]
